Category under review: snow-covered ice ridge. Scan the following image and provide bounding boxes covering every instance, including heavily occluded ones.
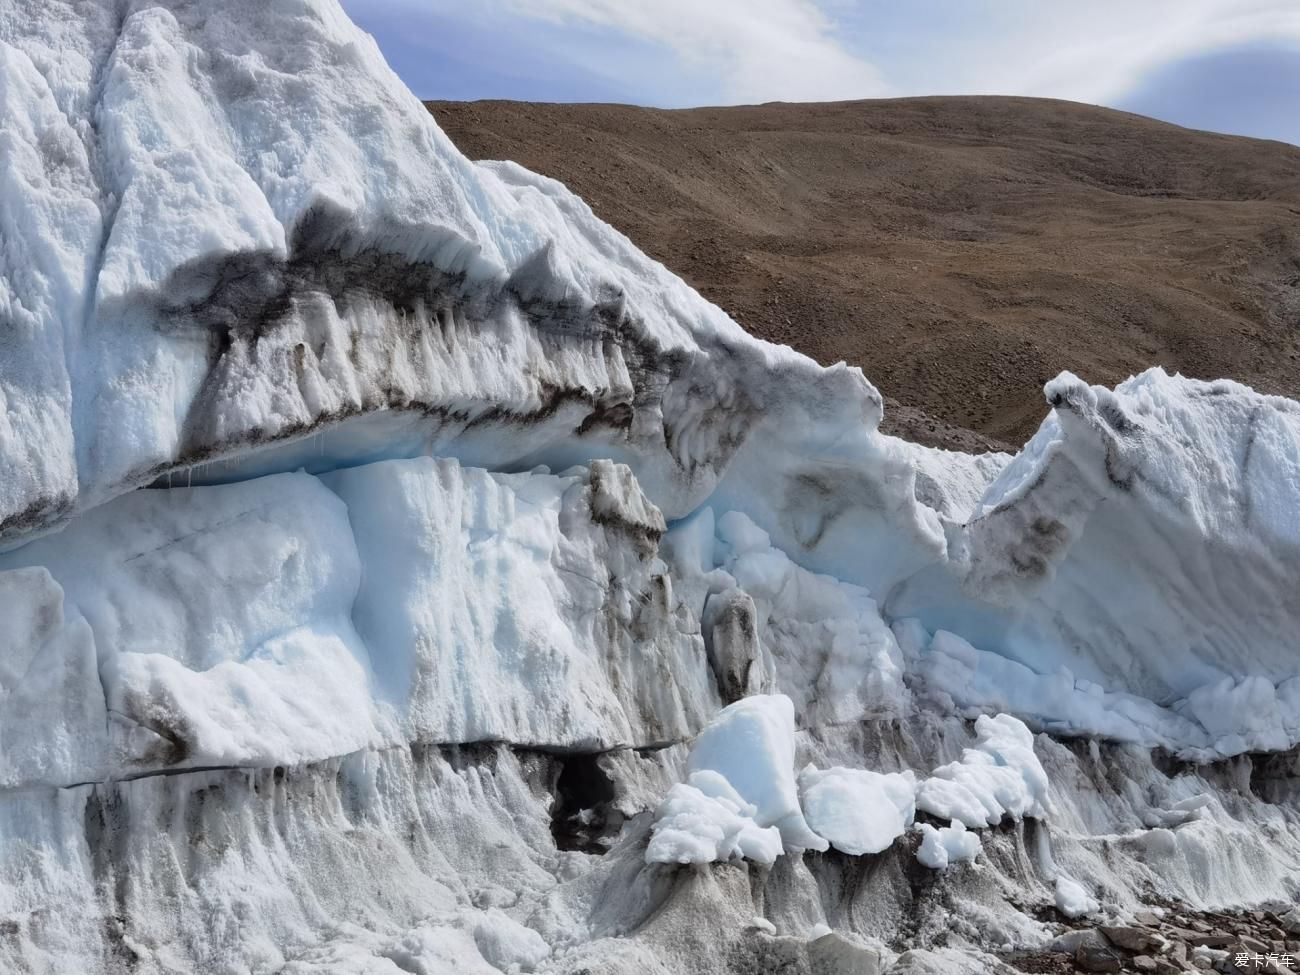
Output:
[2,1,1299,972]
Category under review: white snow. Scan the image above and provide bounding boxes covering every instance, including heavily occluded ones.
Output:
[0,472,381,776]
[645,770,784,866]
[3,0,1294,767]
[680,694,827,852]
[903,624,1218,754]
[1183,675,1300,755]
[0,568,103,786]
[654,709,1051,867]
[1,0,904,547]
[323,456,712,749]
[798,765,917,856]
[914,714,1053,828]
[889,438,1012,523]
[1053,875,1099,919]
[915,820,982,870]
[646,694,832,866]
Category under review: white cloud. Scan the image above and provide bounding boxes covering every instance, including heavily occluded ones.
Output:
[872,0,1300,104]
[495,0,1300,109]
[354,0,1300,122]
[505,0,890,103]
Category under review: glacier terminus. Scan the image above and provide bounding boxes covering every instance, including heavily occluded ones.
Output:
[1,1,1298,972]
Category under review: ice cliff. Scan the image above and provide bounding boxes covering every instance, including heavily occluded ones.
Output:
[1,2,1298,973]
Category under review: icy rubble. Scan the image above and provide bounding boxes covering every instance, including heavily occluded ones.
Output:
[643,695,831,866]
[2,0,1300,972]
[1054,874,1101,919]
[798,765,917,857]
[644,770,786,866]
[647,696,1052,872]
[915,820,982,870]
[913,712,1053,827]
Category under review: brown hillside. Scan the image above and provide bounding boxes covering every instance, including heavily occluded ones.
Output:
[427,96,1300,450]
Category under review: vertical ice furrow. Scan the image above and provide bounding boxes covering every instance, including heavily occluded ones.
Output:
[0,38,101,537]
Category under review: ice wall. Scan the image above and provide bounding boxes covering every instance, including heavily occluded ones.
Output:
[0,0,931,577]
[892,370,1300,757]
[8,1,1294,738]
[0,457,717,787]
[3,1,1300,972]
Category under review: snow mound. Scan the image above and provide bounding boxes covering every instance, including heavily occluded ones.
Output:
[915,713,1053,828]
[915,820,982,870]
[645,770,784,866]
[681,695,827,852]
[798,765,917,856]
[1054,875,1100,919]
[652,708,1052,868]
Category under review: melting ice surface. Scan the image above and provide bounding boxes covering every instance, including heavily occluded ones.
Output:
[2,1,1300,972]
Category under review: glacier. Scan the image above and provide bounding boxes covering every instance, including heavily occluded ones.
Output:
[1,1,1299,972]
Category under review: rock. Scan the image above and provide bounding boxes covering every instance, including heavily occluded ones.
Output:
[701,588,774,703]
[1238,958,1291,975]
[1197,935,1237,950]
[1135,910,1162,927]
[1170,927,1235,949]
[1191,946,1229,971]
[1101,925,1162,953]
[1076,941,1124,972]
[1238,936,1271,954]
[1133,955,1159,972]
[1050,929,1111,954]
[1282,908,1300,936]
[807,932,882,975]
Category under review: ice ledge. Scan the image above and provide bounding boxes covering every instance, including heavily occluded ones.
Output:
[0,456,718,790]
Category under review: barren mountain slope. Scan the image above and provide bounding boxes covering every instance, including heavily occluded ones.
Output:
[428,96,1300,447]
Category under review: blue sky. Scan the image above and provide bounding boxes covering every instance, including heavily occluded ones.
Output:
[341,0,1300,145]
